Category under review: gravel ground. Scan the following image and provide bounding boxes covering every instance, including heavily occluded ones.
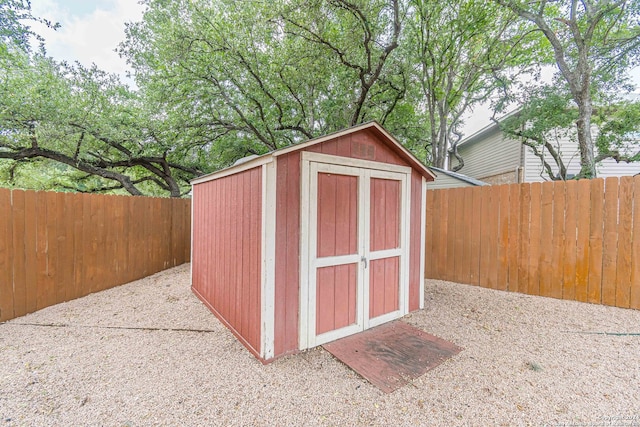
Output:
[1,264,639,427]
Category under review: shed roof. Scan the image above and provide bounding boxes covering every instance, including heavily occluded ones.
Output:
[191,121,436,185]
[427,166,488,186]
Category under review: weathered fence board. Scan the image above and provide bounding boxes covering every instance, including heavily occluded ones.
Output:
[0,189,191,322]
[616,177,633,308]
[562,180,577,301]
[426,177,640,310]
[632,177,640,310]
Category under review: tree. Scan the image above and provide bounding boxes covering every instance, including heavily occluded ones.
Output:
[0,0,58,54]
[0,52,204,196]
[493,0,640,178]
[119,0,410,160]
[0,0,213,196]
[405,0,541,168]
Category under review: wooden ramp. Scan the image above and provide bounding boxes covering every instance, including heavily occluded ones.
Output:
[323,321,462,393]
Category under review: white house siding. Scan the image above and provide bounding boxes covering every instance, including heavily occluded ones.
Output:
[523,136,582,182]
[427,172,476,190]
[524,133,640,182]
[597,158,640,178]
[452,128,522,182]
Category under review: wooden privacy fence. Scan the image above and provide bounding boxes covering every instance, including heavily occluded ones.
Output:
[0,189,191,322]
[425,176,640,309]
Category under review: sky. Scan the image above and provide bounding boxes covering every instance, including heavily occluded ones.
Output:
[29,0,144,81]
[27,1,640,137]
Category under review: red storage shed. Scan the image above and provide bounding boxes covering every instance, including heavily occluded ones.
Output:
[191,122,435,362]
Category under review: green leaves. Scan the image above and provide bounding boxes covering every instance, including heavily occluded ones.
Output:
[0,47,203,196]
[594,101,640,162]
[119,0,407,157]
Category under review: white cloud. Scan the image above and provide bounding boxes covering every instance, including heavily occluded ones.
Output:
[29,0,144,80]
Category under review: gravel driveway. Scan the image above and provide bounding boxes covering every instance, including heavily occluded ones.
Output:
[1,264,639,426]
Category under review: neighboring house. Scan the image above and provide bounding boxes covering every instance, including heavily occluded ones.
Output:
[449,117,640,185]
[427,166,488,190]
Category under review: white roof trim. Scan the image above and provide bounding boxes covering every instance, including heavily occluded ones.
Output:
[190,154,273,185]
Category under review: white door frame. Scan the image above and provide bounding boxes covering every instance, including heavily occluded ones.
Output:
[299,152,412,350]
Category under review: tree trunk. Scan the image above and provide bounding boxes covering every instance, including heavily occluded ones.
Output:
[575,99,596,179]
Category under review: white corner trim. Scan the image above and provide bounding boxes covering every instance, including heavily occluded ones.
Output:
[298,155,311,351]
[261,162,277,359]
[360,169,371,331]
[419,176,427,310]
[403,172,412,314]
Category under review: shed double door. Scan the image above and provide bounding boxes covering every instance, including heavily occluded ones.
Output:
[302,156,410,348]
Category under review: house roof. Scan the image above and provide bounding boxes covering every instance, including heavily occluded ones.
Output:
[427,166,488,186]
[191,121,436,185]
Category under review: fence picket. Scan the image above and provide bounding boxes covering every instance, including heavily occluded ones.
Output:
[517,184,531,295]
[588,179,604,304]
[24,191,38,314]
[497,185,510,291]
[507,184,520,292]
[71,193,85,299]
[0,188,14,321]
[528,183,542,296]
[487,186,500,289]
[539,182,554,297]
[57,191,72,305]
[425,191,435,278]
[631,176,640,310]
[479,185,492,288]
[469,185,482,286]
[562,180,578,300]
[616,177,633,308]
[461,187,473,284]
[11,190,27,318]
[575,180,591,302]
[437,189,449,280]
[35,192,50,310]
[447,188,464,282]
[601,177,619,306]
[550,181,565,299]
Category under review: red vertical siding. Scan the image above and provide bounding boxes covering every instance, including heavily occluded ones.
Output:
[316,264,357,334]
[370,178,400,251]
[369,257,400,318]
[307,129,407,166]
[317,173,358,257]
[274,152,301,356]
[192,167,262,356]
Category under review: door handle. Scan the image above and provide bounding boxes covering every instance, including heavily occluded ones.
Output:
[361,256,368,269]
